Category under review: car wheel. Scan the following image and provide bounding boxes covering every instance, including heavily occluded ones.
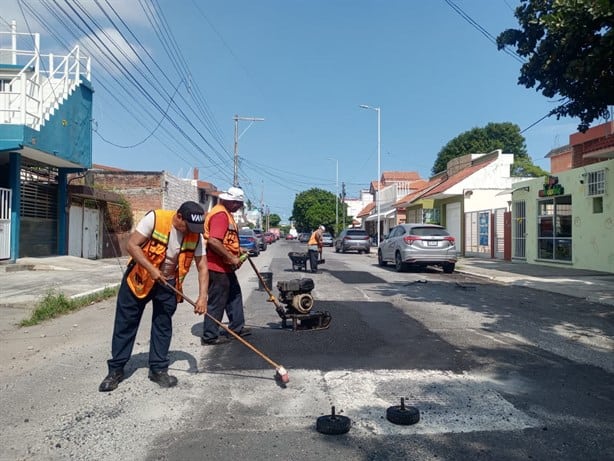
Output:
[378,250,387,267]
[442,262,455,274]
[335,245,340,253]
[395,252,405,272]
[365,248,371,254]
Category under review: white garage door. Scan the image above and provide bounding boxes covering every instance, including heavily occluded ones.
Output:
[446,202,461,252]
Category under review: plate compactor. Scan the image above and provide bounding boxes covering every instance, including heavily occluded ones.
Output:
[246,255,332,331]
[275,278,332,331]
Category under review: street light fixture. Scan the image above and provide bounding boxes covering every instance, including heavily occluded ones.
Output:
[359,104,381,246]
[327,157,339,234]
[233,114,264,187]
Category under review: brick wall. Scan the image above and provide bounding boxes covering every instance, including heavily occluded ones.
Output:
[550,151,572,173]
[570,121,614,169]
[85,171,165,223]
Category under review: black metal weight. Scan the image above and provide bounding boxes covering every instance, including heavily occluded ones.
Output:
[386,397,420,425]
[316,406,351,435]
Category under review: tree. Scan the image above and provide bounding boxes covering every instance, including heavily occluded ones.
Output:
[292,188,337,232]
[268,213,281,227]
[432,122,545,176]
[497,0,614,132]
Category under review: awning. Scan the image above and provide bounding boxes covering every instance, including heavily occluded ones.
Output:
[495,189,513,196]
[365,209,396,222]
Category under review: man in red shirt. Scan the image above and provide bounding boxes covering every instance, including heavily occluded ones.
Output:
[201,187,250,345]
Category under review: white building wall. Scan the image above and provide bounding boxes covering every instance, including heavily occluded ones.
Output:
[345,189,373,225]
[464,189,511,213]
[163,173,198,211]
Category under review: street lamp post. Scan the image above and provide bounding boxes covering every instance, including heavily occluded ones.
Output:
[328,157,339,234]
[233,114,264,187]
[359,104,381,246]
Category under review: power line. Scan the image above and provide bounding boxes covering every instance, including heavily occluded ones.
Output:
[443,0,525,64]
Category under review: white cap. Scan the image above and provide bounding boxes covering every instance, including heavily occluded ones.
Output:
[319,225,325,231]
[219,187,245,202]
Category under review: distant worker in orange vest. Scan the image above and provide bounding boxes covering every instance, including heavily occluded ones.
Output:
[99,201,208,392]
[307,225,325,273]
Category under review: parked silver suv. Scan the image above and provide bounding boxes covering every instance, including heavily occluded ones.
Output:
[252,228,267,251]
[377,223,457,273]
[334,228,371,254]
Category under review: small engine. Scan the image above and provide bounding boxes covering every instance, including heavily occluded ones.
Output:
[276,278,315,314]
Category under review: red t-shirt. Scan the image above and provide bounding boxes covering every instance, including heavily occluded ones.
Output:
[207,211,233,273]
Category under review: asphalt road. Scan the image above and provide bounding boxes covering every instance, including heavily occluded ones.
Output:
[1,240,612,461]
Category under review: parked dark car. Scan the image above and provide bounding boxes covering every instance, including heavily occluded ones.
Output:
[334,228,371,254]
[238,228,259,256]
[252,228,267,251]
[377,223,457,273]
[298,232,310,243]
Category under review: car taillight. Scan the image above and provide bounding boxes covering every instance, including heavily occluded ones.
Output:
[444,236,455,244]
[403,235,420,244]
[249,237,256,243]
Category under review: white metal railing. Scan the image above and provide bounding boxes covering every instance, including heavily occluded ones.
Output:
[0,22,90,129]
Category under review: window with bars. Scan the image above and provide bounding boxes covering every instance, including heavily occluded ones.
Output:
[586,169,606,196]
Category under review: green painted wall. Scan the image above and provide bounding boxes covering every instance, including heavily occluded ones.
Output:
[512,159,614,273]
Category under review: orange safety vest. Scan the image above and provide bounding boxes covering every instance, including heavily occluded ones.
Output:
[308,230,321,246]
[126,210,200,301]
[203,204,240,257]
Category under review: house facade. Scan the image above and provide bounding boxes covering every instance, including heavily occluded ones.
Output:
[362,171,426,239]
[0,22,95,261]
[73,166,220,257]
[395,150,530,258]
[511,122,614,273]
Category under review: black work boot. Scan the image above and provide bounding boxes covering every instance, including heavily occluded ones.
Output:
[99,369,124,392]
[148,370,178,388]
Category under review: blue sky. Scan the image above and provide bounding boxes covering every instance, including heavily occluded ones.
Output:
[2,1,583,221]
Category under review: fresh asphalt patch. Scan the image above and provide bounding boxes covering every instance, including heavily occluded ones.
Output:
[198,299,475,373]
[328,270,387,284]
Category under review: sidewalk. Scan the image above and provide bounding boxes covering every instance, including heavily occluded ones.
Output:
[0,256,127,333]
[455,257,614,307]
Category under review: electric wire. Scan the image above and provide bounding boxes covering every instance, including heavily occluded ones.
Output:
[21,0,230,184]
[44,0,233,181]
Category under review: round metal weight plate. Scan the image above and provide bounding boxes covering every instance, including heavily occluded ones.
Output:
[386,404,420,425]
[316,414,351,435]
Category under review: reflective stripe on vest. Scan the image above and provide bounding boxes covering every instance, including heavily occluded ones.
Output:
[126,210,199,299]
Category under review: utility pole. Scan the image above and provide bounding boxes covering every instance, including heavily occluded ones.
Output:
[341,182,346,229]
[233,114,264,187]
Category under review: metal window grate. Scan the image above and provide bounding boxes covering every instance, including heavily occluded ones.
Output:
[586,170,606,196]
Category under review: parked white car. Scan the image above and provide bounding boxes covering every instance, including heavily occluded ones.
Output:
[377,223,457,273]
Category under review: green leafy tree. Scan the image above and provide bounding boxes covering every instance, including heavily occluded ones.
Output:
[432,122,543,177]
[268,213,281,227]
[497,0,614,132]
[292,188,337,232]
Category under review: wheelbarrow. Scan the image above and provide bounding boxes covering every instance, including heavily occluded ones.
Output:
[288,251,325,272]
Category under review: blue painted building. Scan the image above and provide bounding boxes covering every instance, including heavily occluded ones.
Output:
[0,22,93,261]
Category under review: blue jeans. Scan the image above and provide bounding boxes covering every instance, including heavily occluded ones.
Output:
[202,270,245,340]
[108,275,177,373]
